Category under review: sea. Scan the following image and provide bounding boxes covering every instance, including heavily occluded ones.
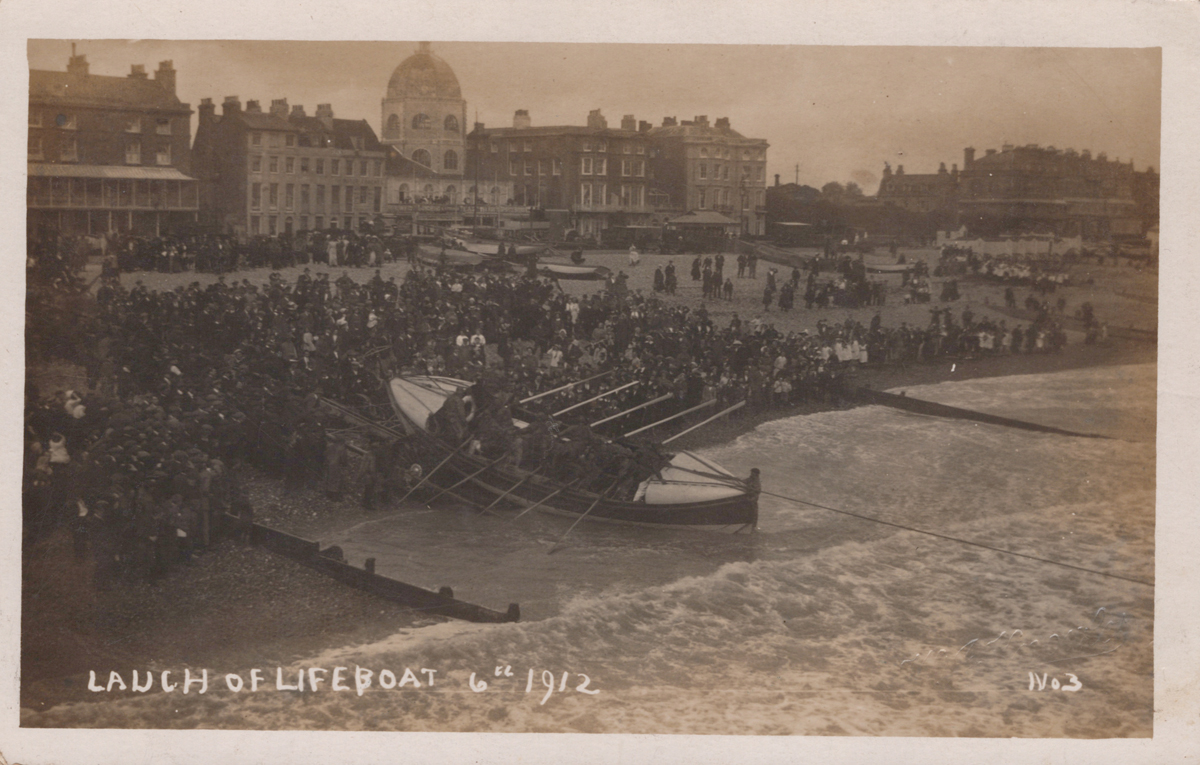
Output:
[23,363,1156,737]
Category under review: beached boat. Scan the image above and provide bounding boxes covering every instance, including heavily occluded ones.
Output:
[417,245,513,270]
[459,240,546,257]
[537,261,612,280]
[387,376,758,530]
[864,262,915,274]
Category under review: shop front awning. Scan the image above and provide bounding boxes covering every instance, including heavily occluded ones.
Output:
[28,163,198,182]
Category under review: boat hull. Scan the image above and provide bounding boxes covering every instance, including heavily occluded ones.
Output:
[387,377,758,530]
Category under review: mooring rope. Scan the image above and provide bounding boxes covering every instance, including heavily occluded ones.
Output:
[760,488,1155,588]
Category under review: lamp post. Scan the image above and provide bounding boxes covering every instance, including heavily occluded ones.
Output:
[738,177,748,239]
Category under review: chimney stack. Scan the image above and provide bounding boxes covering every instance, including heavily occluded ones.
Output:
[154,60,176,96]
[662,116,677,127]
[245,100,262,113]
[222,96,242,115]
[67,48,89,77]
[587,109,607,130]
[513,109,531,129]
[270,98,289,117]
[774,174,780,187]
[316,104,334,129]
[715,117,730,130]
[198,97,216,123]
[290,104,306,119]
[938,162,948,174]
[638,120,652,133]
[621,114,636,131]
[964,147,975,168]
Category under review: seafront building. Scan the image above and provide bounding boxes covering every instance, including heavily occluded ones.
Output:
[27,48,200,236]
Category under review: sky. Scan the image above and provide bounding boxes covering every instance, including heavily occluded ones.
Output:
[28,40,1160,194]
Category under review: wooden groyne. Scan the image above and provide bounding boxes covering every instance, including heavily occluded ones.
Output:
[853,387,1112,440]
[243,519,520,624]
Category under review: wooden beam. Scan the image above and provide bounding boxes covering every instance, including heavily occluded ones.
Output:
[519,370,613,404]
[590,392,674,427]
[551,380,639,417]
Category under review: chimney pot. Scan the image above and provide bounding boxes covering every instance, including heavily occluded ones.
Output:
[290,104,306,118]
[513,109,531,129]
[153,60,176,95]
[245,100,262,113]
[270,98,289,117]
[222,96,242,114]
[128,64,147,79]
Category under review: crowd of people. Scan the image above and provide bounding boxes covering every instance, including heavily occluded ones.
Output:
[25,228,1087,581]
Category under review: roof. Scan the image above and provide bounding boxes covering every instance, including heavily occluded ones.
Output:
[387,44,462,101]
[30,69,187,112]
[228,111,385,152]
[649,123,761,143]
[471,125,644,140]
[28,163,197,181]
[668,211,737,226]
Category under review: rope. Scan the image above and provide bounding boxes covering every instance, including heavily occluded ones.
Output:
[760,488,1155,588]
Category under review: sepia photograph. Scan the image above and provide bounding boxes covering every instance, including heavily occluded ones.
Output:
[4,1,1198,762]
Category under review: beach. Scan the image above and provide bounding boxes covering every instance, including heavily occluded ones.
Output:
[21,247,1157,730]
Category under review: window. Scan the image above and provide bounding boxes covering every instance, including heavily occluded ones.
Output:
[315,158,325,174]
[156,144,171,165]
[286,134,295,147]
[581,183,592,206]
[444,114,459,133]
[125,141,141,164]
[385,114,401,139]
[597,141,607,153]
[509,157,520,176]
[155,118,171,135]
[525,160,533,176]
[552,158,562,175]
[444,149,459,170]
[698,163,708,180]
[269,156,279,173]
[331,159,340,175]
[701,148,709,158]
[742,164,751,178]
[742,149,750,160]
[412,149,431,167]
[359,186,368,204]
[124,116,140,133]
[251,132,262,146]
[445,185,456,203]
[315,216,323,229]
[373,186,382,212]
[56,113,77,130]
[636,144,645,155]
[582,141,592,152]
[524,141,532,153]
[251,155,262,173]
[360,160,367,176]
[300,184,310,208]
[397,183,408,202]
[635,160,645,177]
[490,143,498,153]
[722,164,729,180]
[581,157,593,175]
[623,144,632,155]
[742,193,749,210]
[412,113,432,130]
[596,183,606,205]
[757,190,765,207]
[374,160,382,176]
[300,157,310,173]
[345,160,354,177]
[316,185,325,207]
[269,182,279,207]
[756,166,764,182]
[621,185,631,206]
[299,215,308,230]
[285,183,295,209]
[251,183,262,210]
[29,109,42,128]
[269,133,282,148]
[331,185,340,208]
[250,216,260,234]
[698,188,707,209]
[621,159,631,177]
[28,135,43,160]
[268,216,277,235]
[344,185,353,211]
[595,157,606,175]
[285,157,295,174]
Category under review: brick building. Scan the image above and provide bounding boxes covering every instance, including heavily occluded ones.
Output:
[467,109,655,238]
[191,96,388,236]
[875,144,1149,240]
[27,48,199,236]
[647,115,770,237]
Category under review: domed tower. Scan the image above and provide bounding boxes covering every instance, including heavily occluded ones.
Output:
[381,42,467,175]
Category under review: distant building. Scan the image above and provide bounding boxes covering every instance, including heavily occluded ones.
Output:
[191,96,387,236]
[468,109,654,239]
[875,161,959,213]
[875,144,1150,240]
[27,47,199,236]
[648,115,770,237]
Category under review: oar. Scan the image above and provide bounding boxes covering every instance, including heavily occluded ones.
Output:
[510,477,582,522]
[547,478,622,555]
[518,370,613,405]
[424,450,512,507]
[397,435,473,504]
[478,466,540,515]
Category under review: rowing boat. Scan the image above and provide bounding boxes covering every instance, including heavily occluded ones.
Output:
[537,261,612,280]
[387,376,758,530]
